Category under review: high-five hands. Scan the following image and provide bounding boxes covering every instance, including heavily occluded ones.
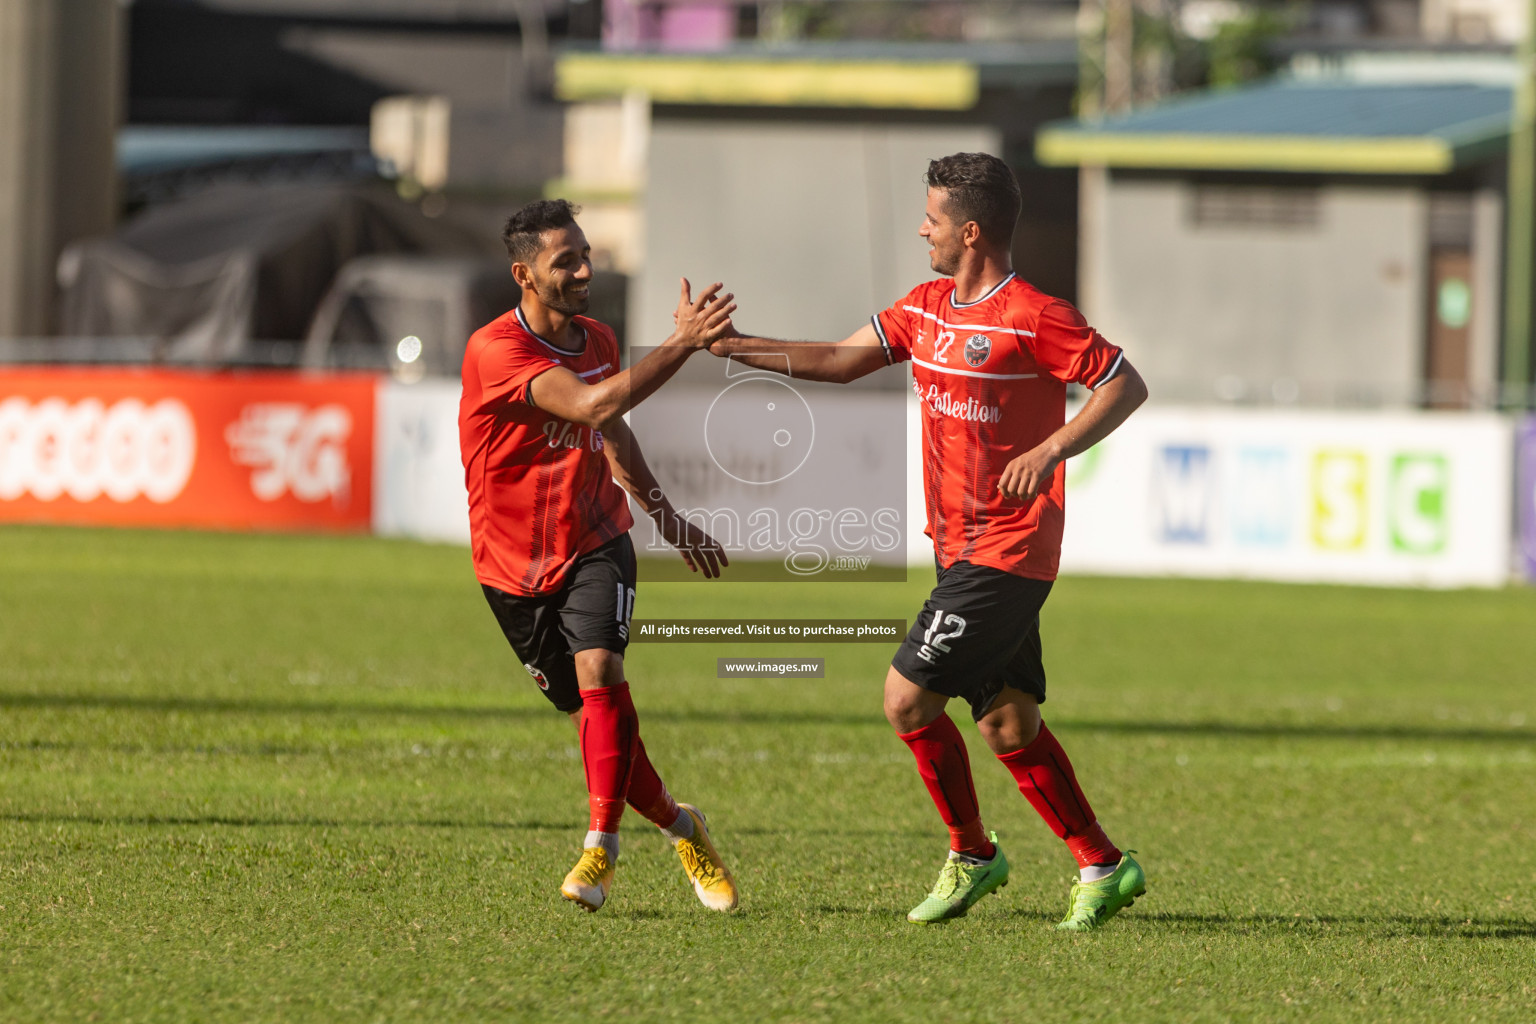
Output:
[673,278,736,350]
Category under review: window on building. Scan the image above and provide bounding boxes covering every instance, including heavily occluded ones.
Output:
[1188,185,1322,229]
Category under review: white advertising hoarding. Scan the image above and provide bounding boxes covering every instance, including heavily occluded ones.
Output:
[1057,407,1514,588]
[373,380,469,545]
[377,380,1516,589]
[374,376,910,580]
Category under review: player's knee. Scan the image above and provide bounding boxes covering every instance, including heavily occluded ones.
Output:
[883,693,918,732]
[976,715,1022,754]
[574,647,624,690]
[883,672,936,733]
[976,695,1042,754]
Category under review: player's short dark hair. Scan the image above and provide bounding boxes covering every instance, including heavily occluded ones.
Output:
[923,153,1021,245]
[501,199,581,264]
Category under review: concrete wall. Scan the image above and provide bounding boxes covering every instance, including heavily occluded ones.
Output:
[635,119,999,354]
[0,0,122,337]
[284,27,564,190]
[1083,173,1427,405]
[1469,187,1504,401]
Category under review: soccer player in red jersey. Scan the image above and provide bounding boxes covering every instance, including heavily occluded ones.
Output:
[707,153,1150,929]
[460,199,741,913]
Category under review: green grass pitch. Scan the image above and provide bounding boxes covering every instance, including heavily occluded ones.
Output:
[1,525,1533,1022]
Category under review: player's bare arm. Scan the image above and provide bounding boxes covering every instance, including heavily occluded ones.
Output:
[528,278,737,429]
[997,358,1149,502]
[705,322,890,384]
[602,418,729,579]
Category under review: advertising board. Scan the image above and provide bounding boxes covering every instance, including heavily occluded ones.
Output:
[373,379,469,544]
[0,367,374,531]
[373,372,910,578]
[1058,407,1514,587]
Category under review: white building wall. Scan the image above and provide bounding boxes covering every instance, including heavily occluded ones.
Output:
[636,119,1000,351]
[1469,187,1504,402]
[1422,0,1526,43]
[1086,175,1427,406]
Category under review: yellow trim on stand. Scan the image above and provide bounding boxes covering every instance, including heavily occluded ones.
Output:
[1035,130,1455,175]
[556,53,978,110]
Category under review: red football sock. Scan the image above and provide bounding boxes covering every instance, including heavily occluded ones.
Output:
[996,721,1120,868]
[626,736,681,828]
[579,682,638,833]
[898,714,995,859]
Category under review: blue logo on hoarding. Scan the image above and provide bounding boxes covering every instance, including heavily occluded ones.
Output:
[1156,445,1212,544]
[1231,447,1289,547]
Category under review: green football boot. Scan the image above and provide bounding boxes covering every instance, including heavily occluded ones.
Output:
[906,835,1010,924]
[1056,851,1146,932]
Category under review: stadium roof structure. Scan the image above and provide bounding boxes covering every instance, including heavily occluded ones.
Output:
[1035,80,1514,175]
[554,41,1077,111]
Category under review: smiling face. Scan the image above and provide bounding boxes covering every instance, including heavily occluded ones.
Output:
[920,187,968,277]
[515,223,593,316]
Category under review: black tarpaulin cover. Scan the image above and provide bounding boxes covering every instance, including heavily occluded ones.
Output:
[58,183,487,360]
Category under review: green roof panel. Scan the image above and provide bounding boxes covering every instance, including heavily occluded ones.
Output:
[1036,81,1512,174]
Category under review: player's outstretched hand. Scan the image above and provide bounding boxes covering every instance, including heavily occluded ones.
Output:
[997,444,1060,504]
[660,510,730,578]
[672,277,736,351]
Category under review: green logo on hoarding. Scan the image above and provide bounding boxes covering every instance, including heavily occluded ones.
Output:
[1388,453,1448,554]
[1066,443,1104,488]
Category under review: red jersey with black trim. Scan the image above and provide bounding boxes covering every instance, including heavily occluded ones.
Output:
[873,273,1124,581]
[458,307,633,596]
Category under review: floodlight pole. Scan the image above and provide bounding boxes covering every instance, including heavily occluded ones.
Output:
[1503,0,1536,409]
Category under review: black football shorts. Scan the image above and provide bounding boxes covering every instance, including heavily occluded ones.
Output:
[481,534,637,714]
[890,559,1054,721]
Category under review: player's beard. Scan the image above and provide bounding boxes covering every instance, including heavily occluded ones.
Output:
[929,243,961,277]
[534,276,590,316]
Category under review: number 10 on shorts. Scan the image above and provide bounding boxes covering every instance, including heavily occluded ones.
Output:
[616,584,635,640]
[917,609,966,664]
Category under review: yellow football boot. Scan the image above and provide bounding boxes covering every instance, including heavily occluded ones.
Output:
[560,846,615,912]
[673,804,739,912]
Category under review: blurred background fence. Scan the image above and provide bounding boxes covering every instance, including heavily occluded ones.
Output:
[3,0,1536,583]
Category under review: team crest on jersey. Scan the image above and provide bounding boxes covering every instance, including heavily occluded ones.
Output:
[963,334,991,367]
[523,663,549,691]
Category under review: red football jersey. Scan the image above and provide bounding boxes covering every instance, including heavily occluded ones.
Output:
[458,308,633,596]
[873,274,1124,581]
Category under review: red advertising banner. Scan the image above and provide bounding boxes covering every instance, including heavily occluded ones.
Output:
[0,367,376,531]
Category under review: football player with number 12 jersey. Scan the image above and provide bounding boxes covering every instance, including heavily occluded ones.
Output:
[709,153,1151,931]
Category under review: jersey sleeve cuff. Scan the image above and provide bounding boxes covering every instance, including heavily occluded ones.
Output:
[871,315,896,365]
[1089,351,1124,390]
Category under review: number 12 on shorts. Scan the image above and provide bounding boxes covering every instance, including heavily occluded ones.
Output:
[917,609,966,664]
[615,583,635,640]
